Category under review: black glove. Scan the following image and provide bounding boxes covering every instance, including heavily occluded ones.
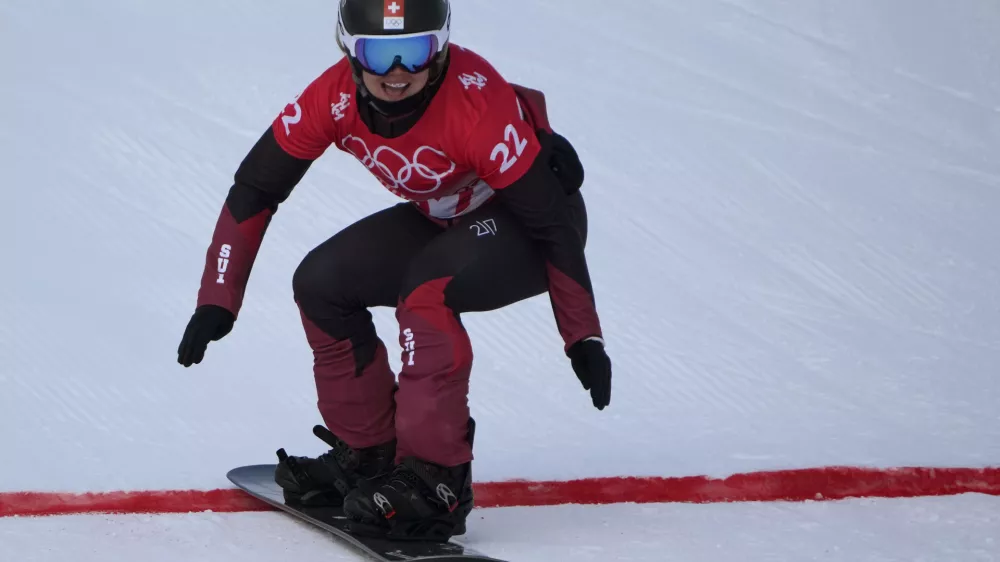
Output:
[177,305,235,367]
[567,337,612,410]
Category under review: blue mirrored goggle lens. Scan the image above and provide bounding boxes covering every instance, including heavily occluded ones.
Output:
[355,34,439,75]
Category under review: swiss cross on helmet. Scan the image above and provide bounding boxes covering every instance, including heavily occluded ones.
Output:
[337,0,451,77]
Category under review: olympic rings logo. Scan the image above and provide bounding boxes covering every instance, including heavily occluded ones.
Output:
[341,135,457,195]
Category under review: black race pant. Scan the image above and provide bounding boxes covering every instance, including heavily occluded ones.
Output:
[291,191,587,467]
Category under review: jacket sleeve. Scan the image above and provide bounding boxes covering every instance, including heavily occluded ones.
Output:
[195,128,313,317]
[460,70,603,350]
[493,133,603,351]
[194,62,342,317]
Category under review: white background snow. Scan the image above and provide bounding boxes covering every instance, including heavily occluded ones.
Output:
[3,0,1000,558]
[5,0,1000,491]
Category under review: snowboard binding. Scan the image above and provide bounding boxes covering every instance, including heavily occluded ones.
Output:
[274,424,395,507]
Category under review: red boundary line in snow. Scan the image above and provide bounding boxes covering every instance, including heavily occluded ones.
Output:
[2,466,998,518]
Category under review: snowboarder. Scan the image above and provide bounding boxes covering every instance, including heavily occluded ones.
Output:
[177,0,612,542]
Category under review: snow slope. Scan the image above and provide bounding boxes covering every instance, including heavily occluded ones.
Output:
[4,0,999,495]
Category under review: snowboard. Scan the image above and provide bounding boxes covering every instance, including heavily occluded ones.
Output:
[227,464,506,562]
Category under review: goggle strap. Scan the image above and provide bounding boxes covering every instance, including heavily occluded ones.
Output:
[338,27,450,60]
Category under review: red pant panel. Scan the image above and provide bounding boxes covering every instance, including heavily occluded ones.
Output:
[394,278,474,467]
[299,307,397,449]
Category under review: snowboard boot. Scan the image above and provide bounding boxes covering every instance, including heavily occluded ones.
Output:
[341,419,476,542]
[342,456,474,541]
[274,424,396,507]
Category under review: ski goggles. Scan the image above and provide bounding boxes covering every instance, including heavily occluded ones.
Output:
[338,28,449,76]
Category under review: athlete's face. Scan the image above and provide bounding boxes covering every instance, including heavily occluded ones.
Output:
[362,67,431,102]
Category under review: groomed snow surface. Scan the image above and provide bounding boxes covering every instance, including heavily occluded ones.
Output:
[4,0,999,559]
[5,495,998,562]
